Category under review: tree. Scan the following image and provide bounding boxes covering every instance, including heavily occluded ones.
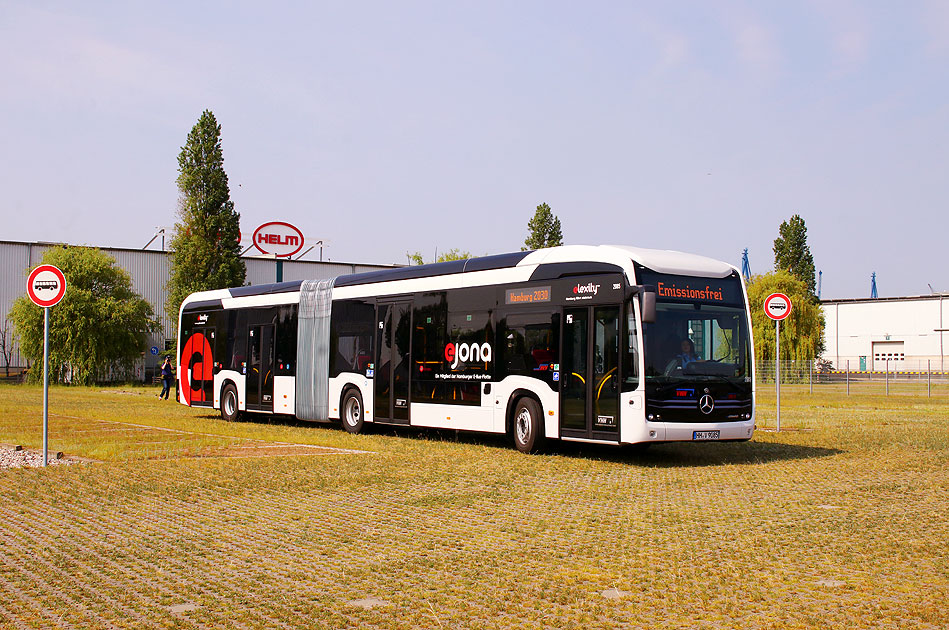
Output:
[0,318,14,377]
[406,249,472,265]
[746,270,825,365]
[166,110,245,331]
[773,214,816,295]
[9,246,158,384]
[436,248,470,262]
[523,202,563,250]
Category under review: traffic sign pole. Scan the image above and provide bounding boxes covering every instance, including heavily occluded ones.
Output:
[43,307,49,466]
[775,318,780,432]
[764,292,792,433]
[26,264,66,468]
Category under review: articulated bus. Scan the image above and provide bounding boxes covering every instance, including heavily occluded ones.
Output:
[177,245,755,452]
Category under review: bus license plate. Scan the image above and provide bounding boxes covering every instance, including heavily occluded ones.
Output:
[693,430,720,441]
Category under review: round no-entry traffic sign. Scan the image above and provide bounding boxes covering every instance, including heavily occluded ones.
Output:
[27,265,67,308]
[764,292,792,321]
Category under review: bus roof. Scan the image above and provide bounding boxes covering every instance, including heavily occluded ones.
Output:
[180,244,736,311]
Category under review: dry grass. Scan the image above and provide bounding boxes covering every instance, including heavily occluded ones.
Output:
[0,383,946,629]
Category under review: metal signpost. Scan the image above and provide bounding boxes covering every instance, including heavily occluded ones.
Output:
[26,264,67,467]
[764,292,792,431]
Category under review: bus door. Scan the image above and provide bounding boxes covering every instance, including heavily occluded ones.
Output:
[560,305,621,440]
[182,325,216,406]
[374,300,411,424]
[246,324,275,412]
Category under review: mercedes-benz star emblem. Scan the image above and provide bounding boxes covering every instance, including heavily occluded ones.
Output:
[699,394,715,415]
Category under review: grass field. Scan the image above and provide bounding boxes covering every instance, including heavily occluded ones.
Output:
[0,384,946,629]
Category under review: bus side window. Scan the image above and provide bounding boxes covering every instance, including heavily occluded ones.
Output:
[623,301,640,390]
[499,310,559,387]
[330,300,375,377]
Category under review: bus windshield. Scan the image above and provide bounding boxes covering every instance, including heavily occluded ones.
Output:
[638,270,752,385]
[644,302,751,382]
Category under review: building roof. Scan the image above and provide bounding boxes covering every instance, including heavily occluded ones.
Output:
[822,294,949,305]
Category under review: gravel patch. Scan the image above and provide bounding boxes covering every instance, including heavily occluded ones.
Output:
[0,446,75,469]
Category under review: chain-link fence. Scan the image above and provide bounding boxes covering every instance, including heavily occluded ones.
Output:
[756,359,949,396]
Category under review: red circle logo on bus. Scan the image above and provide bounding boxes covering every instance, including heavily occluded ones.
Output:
[180,332,214,404]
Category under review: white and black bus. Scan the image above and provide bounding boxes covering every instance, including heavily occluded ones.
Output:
[177,245,755,452]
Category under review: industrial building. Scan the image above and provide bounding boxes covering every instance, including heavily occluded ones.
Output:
[0,240,397,380]
[821,295,949,373]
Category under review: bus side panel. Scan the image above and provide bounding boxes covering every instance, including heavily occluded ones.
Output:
[619,390,662,444]
[410,402,495,433]
[214,369,245,411]
[274,376,295,415]
[328,373,373,423]
[492,375,559,438]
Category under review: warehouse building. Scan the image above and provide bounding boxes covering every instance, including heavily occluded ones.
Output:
[821,295,949,373]
[0,240,397,380]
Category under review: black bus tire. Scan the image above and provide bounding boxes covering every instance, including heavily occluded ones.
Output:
[512,396,545,454]
[221,383,242,422]
[341,389,365,434]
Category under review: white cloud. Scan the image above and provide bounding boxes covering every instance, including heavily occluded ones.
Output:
[921,0,949,55]
[804,0,872,74]
[657,31,691,70]
[0,4,203,113]
[733,17,781,75]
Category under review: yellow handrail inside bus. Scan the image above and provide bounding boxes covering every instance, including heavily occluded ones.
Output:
[596,367,617,400]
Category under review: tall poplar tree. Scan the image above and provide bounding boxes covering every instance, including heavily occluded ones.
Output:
[165,110,245,330]
[523,202,563,250]
[773,214,816,295]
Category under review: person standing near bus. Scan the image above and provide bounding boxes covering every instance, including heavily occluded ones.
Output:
[158,357,173,400]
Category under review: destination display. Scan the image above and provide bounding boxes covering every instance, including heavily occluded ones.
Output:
[504,276,624,307]
[636,269,744,305]
[505,286,551,305]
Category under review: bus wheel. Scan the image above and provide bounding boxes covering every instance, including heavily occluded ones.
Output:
[512,397,544,454]
[341,389,365,434]
[221,384,242,422]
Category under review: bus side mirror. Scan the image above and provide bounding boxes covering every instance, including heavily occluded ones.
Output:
[626,285,657,324]
[641,286,656,323]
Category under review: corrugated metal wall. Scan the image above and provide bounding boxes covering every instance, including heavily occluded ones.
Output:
[0,241,397,375]
[244,257,385,285]
[0,242,32,370]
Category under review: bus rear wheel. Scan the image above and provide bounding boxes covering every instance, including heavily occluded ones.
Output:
[512,397,545,454]
[221,384,242,422]
[341,389,365,434]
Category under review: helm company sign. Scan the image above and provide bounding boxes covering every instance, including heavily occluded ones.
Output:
[253,222,304,257]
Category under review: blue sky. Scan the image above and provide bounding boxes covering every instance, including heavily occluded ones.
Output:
[1,1,946,299]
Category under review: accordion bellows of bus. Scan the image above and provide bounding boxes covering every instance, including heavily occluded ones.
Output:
[177,245,756,453]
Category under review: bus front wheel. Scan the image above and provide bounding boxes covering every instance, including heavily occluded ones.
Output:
[341,389,365,434]
[512,397,545,454]
[221,384,242,422]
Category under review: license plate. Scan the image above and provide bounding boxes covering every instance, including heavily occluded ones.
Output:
[693,430,720,441]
